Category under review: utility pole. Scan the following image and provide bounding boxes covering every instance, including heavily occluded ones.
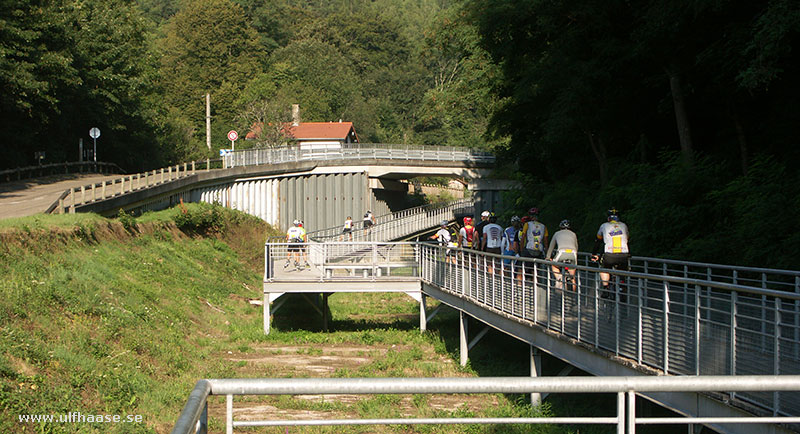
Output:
[206,93,211,151]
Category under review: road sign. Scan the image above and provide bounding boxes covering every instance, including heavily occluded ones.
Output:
[227,130,238,141]
[89,127,101,139]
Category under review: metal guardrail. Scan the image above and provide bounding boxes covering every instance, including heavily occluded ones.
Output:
[172,375,800,434]
[48,159,221,214]
[307,198,473,242]
[264,242,419,281]
[419,245,800,418]
[1,161,122,183]
[223,143,495,168]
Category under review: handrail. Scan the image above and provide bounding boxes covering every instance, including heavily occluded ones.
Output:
[47,158,222,214]
[1,161,123,183]
[172,375,800,434]
[223,143,495,169]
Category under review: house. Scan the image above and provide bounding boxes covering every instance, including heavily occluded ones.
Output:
[245,104,359,150]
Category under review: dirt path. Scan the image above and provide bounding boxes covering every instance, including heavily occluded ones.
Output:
[205,343,498,433]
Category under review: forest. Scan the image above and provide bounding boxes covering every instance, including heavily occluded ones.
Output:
[2,0,799,268]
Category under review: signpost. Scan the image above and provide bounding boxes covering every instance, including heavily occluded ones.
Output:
[89,127,100,163]
[228,130,238,151]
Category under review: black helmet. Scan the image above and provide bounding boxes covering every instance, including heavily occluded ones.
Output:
[559,219,571,229]
[489,214,497,223]
[607,207,620,221]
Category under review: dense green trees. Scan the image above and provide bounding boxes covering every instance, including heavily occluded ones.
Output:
[469,0,800,267]
[2,0,797,267]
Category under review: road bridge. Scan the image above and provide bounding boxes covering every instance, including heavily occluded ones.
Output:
[259,203,800,434]
[41,144,512,232]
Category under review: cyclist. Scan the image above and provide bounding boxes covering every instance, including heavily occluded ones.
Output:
[285,219,309,270]
[591,207,631,299]
[474,210,491,251]
[521,207,549,259]
[502,216,521,266]
[458,216,476,249]
[363,210,375,234]
[546,219,579,291]
[481,213,503,274]
[342,216,353,241]
[430,220,456,263]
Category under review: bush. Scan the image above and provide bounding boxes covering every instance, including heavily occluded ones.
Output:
[173,202,225,234]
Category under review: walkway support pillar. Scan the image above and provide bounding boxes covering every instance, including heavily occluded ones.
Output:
[530,346,542,406]
[460,311,468,367]
[263,292,271,335]
[420,294,427,332]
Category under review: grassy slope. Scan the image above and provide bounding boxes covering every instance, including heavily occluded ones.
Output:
[0,204,279,433]
[0,204,617,434]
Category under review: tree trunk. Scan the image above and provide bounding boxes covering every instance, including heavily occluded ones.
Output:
[587,132,608,186]
[732,110,749,175]
[667,68,694,161]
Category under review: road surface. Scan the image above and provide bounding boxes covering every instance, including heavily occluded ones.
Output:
[0,173,123,219]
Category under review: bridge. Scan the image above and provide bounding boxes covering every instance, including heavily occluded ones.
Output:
[3,145,798,433]
[37,144,507,233]
[250,199,800,434]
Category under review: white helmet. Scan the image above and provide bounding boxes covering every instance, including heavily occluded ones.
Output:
[293,219,300,226]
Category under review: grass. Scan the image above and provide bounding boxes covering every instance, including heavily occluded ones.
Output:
[0,204,674,433]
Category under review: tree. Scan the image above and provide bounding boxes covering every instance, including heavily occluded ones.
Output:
[158,0,264,154]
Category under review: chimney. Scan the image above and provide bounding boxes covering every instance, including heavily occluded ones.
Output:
[292,104,300,127]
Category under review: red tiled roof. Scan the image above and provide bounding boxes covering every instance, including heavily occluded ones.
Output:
[246,122,358,142]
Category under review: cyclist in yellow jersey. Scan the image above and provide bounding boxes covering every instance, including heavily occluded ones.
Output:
[591,207,630,291]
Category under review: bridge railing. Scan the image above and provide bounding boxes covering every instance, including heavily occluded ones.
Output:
[171,375,800,434]
[223,143,495,168]
[304,198,474,242]
[48,158,223,214]
[419,244,800,418]
[0,161,123,183]
[264,242,419,281]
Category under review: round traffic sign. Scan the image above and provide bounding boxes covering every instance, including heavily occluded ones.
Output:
[89,127,101,139]
[227,130,238,141]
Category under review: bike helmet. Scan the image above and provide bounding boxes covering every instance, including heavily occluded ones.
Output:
[607,207,620,221]
[559,219,571,230]
[489,214,497,223]
[528,207,540,216]
[481,210,490,218]
[293,219,301,226]
[463,216,473,225]
[520,216,530,224]
[510,215,521,223]
[440,220,448,227]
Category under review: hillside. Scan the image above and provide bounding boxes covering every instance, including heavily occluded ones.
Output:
[1,205,574,434]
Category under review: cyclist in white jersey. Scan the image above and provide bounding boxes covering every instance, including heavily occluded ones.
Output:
[546,219,579,290]
[482,214,503,274]
[342,216,353,241]
[591,207,631,294]
[430,220,456,263]
[285,220,309,270]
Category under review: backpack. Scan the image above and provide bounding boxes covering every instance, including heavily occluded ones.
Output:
[463,225,474,247]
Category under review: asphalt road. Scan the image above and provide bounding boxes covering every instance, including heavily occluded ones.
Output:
[0,173,124,219]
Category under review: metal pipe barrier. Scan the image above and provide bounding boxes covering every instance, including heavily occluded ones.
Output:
[0,161,123,183]
[223,142,495,168]
[419,244,800,418]
[171,375,800,434]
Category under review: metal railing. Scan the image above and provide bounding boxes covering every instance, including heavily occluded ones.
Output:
[172,375,800,434]
[303,198,474,242]
[223,143,495,168]
[264,242,419,281]
[419,245,800,418]
[0,161,122,183]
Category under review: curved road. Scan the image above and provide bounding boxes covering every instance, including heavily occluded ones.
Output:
[0,173,123,219]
